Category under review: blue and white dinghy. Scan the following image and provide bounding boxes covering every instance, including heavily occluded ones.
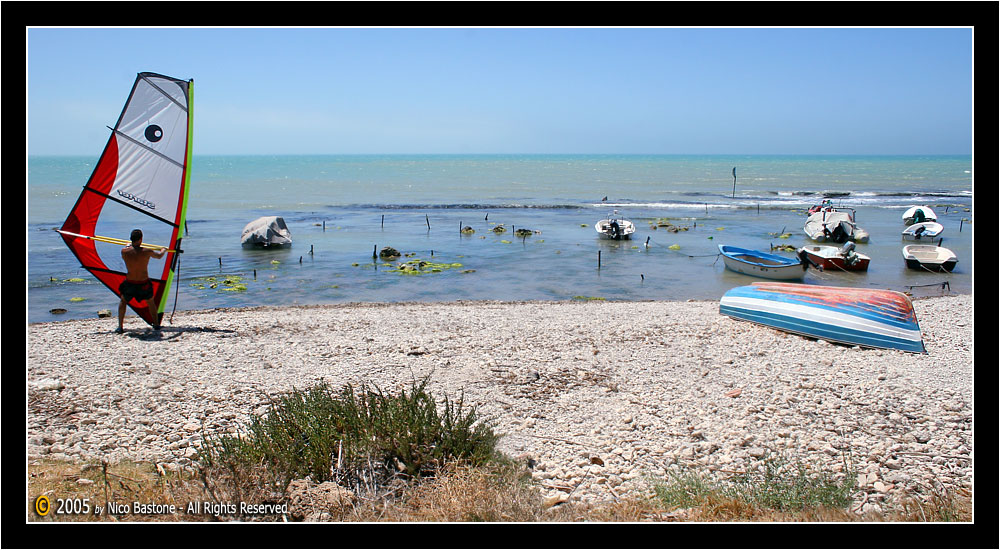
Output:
[720,282,925,353]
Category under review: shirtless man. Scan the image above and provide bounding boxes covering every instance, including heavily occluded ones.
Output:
[117,229,166,333]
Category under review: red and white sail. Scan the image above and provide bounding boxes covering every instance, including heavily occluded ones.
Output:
[59,72,194,326]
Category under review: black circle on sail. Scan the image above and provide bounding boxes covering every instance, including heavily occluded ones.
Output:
[145,125,164,143]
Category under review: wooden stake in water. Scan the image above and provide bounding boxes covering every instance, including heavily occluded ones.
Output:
[381,215,384,229]
[598,250,601,269]
[426,214,431,230]
[732,167,737,198]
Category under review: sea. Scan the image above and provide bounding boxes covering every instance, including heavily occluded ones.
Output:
[27,154,974,324]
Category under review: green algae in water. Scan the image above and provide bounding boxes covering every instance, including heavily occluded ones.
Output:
[69,297,86,302]
[388,259,465,276]
[572,296,606,301]
[192,274,248,293]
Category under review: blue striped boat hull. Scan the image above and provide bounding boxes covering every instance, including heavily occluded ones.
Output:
[720,282,925,353]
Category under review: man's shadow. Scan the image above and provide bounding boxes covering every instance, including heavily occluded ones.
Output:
[111,326,238,341]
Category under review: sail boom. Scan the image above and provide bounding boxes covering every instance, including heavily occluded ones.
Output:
[55,229,179,253]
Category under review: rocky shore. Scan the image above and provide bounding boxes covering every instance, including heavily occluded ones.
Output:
[27,294,973,515]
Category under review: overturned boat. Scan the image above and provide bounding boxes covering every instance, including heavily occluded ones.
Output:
[720,282,925,353]
[241,216,292,248]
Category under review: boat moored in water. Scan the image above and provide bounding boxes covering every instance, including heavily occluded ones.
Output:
[241,216,293,248]
[595,211,636,240]
[901,221,944,241]
[902,244,957,272]
[798,243,870,272]
[902,205,937,226]
[803,208,869,243]
[718,245,810,280]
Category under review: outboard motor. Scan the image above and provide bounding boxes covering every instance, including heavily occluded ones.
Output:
[609,220,621,239]
[839,241,859,267]
[797,249,821,271]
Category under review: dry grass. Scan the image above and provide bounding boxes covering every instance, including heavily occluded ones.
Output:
[26,457,972,523]
[27,459,209,522]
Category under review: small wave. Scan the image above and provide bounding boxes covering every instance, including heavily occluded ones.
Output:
[594,202,738,210]
[344,203,587,211]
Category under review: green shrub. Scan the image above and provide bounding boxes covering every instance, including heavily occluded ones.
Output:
[198,378,500,504]
[654,450,857,514]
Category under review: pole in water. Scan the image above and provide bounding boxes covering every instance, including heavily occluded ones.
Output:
[425,214,431,230]
[485,212,489,221]
[373,245,377,259]
[959,218,964,232]
[645,236,650,248]
[732,167,737,198]
[309,244,314,256]
[253,269,257,281]
[323,221,326,232]
[598,250,601,269]
[218,257,222,268]
[299,256,302,264]
[381,215,384,229]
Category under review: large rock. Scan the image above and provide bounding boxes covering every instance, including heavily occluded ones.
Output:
[286,479,355,521]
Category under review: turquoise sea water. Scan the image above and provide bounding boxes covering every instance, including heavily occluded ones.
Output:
[28,155,974,324]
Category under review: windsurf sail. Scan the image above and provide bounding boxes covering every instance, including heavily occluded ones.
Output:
[57,72,194,326]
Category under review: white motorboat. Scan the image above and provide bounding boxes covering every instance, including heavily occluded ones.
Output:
[241,216,293,248]
[803,209,869,243]
[902,205,937,225]
[595,211,636,240]
[901,221,944,241]
[902,244,957,272]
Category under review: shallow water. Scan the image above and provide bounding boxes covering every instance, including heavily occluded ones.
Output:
[28,154,974,324]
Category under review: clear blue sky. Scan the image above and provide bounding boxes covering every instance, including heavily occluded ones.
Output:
[27,27,973,156]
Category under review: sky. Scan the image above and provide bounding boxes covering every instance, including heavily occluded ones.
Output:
[26,27,974,156]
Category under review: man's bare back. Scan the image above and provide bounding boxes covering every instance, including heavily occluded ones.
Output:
[122,244,165,281]
[117,229,167,332]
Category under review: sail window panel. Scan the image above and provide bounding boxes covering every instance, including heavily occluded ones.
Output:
[143,75,189,108]
[117,81,189,165]
[92,198,173,278]
[111,139,183,221]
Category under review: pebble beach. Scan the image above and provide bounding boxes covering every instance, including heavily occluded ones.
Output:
[27,293,973,515]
